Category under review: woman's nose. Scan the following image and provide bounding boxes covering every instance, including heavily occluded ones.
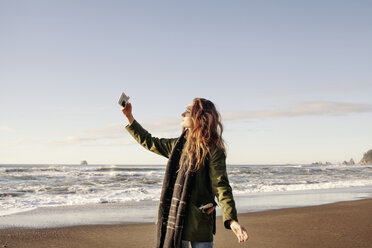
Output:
[181,112,185,117]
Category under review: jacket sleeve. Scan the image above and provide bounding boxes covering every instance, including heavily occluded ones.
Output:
[125,119,178,158]
[208,147,238,229]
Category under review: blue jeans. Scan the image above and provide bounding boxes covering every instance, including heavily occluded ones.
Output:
[181,240,213,248]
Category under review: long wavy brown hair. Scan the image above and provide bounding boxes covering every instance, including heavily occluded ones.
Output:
[179,98,225,172]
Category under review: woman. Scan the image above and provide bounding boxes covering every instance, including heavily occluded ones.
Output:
[122,97,249,248]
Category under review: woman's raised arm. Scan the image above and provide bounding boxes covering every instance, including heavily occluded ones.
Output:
[122,102,177,158]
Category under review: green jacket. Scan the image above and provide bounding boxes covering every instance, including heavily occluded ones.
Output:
[125,120,238,242]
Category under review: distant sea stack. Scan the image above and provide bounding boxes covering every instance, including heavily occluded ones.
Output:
[359,150,372,165]
[342,158,355,165]
[81,160,88,165]
[312,161,332,165]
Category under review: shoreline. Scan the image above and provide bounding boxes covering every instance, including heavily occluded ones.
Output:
[1,198,371,248]
[1,186,371,230]
[2,163,371,230]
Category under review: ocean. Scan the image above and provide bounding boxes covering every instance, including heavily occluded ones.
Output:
[1,163,372,229]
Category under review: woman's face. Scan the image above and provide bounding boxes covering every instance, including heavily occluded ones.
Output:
[181,102,193,129]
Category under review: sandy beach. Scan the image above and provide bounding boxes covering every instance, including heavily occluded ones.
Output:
[0,199,371,248]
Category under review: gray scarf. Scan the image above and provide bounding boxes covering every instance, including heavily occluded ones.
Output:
[156,130,196,248]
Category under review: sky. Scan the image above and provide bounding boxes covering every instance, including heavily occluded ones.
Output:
[0,0,371,165]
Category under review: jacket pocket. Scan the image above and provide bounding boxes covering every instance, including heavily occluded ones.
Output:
[190,203,213,226]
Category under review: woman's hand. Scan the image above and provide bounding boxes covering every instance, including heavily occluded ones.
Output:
[121,101,134,125]
[230,220,249,243]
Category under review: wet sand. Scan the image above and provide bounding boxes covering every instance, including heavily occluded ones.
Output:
[1,199,371,248]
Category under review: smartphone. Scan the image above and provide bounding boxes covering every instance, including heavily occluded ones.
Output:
[118,92,129,107]
[199,203,215,214]
[199,203,213,210]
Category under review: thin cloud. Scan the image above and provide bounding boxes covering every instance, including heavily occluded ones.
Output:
[0,126,12,131]
[50,123,124,145]
[50,118,181,146]
[142,118,181,132]
[311,82,372,92]
[222,101,372,121]
[2,138,41,146]
[48,101,372,146]
[261,82,372,99]
[92,140,136,147]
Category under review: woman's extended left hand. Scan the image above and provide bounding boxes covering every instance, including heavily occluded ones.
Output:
[230,220,249,243]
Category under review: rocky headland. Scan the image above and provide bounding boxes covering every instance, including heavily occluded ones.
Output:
[359,149,372,165]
